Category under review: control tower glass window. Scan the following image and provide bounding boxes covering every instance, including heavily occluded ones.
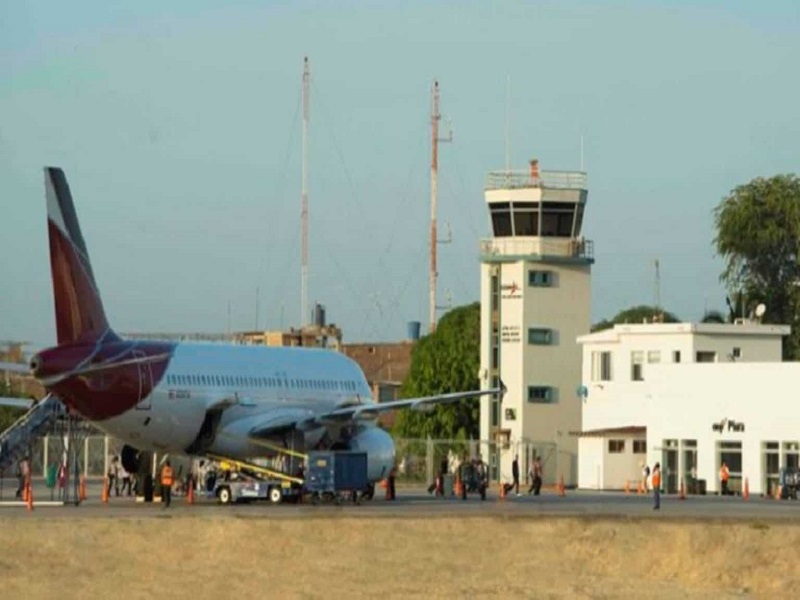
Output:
[490,202,512,237]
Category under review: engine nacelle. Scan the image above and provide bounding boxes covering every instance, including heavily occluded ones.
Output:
[347,426,395,482]
[120,445,141,474]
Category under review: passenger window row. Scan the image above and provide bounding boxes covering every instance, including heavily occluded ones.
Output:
[165,374,359,392]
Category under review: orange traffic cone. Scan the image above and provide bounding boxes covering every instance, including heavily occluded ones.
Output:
[26,479,33,512]
[624,480,630,495]
[499,481,507,500]
[743,477,749,501]
[679,478,686,500]
[558,475,566,497]
[637,481,644,495]
[79,475,87,501]
[187,482,195,505]
[22,481,29,503]
[101,477,109,503]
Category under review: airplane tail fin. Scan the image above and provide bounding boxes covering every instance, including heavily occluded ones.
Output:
[45,167,115,345]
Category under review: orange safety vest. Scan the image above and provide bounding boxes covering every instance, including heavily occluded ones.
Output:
[652,470,661,488]
[161,465,174,487]
[720,466,729,482]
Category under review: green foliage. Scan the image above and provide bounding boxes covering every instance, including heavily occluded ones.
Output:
[392,303,481,440]
[700,310,727,324]
[714,174,800,358]
[0,381,25,431]
[591,305,680,332]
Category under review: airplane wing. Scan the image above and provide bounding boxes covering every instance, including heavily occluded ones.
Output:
[0,397,35,409]
[0,362,29,375]
[310,384,506,424]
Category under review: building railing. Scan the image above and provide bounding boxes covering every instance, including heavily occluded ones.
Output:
[485,170,587,191]
[480,237,594,260]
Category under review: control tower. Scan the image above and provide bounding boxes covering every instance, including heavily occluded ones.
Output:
[479,159,593,487]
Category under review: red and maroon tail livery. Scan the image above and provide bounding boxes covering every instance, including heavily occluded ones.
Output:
[45,167,116,345]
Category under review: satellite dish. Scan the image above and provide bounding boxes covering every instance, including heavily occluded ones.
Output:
[755,303,766,318]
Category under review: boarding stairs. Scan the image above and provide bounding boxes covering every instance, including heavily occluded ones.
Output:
[0,394,64,473]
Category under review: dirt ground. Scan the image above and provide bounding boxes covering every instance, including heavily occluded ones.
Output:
[1,515,797,598]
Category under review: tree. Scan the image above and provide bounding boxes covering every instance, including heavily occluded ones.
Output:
[0,381,25,431]
[591,305,680,332]
[714,174,800,358]
[392,303,481,440]
[700,310,726,324]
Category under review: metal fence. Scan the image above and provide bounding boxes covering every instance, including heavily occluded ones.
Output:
[7,434,564,487]
[393,438,561,486]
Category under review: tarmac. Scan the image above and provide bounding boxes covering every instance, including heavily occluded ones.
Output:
[1,478,798,521]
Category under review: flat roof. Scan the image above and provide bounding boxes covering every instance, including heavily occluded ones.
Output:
[571,426,646,438]
[577,321,790,344]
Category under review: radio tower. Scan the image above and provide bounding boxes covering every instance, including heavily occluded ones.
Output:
[301,57,310,327]
[429,81,440,334]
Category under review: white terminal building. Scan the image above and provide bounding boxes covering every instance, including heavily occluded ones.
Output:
[577,321,799,496]
[479,160,592,486]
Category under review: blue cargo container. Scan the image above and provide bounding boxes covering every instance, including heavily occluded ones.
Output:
[306,451,368,499]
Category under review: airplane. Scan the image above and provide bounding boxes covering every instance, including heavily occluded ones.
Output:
[0,167,503,487]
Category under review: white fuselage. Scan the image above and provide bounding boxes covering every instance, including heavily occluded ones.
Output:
[98,342,374,457]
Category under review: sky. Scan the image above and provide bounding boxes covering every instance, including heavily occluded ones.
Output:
[1,0,799,349]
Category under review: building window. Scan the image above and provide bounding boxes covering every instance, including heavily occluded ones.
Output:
[608,440,625,453]
[528,270,553,287]
[633,440,647,454]
[696,351,717,363]
[528,328,553,345]
[732,347,742,360]
[631,351,644,381]
[673,350,681,363]
[591,351,612,381]
[527,386,554,403]
[647,350,661,364]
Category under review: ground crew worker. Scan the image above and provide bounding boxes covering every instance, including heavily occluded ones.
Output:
[511,454,520,496]
[652,462,662,510]
[161,460,174,508]
[720,462,730,496]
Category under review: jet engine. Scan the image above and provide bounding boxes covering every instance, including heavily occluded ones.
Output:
[346,426,396,482]
[120,445,142,474]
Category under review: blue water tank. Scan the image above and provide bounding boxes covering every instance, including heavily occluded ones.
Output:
[407,321,421,341]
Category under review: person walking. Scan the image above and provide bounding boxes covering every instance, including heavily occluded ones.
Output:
[15,456,30,500]
[108,456,121,496]
[652,462,662,510]
[511,454,520,496]
[528,456,543,495]
[719,462,730,496]
[160,460,174,508]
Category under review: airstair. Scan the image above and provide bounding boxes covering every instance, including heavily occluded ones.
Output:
[0,395,64,473]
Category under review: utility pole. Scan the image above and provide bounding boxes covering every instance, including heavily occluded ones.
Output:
[429,80,452,334]
[301,57,310,328]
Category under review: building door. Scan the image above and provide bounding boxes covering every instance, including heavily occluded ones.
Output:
[661,440,679,494]
[682,440,697,493]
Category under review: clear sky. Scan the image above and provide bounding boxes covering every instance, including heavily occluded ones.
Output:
[2,0,798,349]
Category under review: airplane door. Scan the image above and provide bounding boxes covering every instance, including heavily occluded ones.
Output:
[134,350,153,410]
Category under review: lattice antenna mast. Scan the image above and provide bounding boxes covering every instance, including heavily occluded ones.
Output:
[429,80,452,334]
[301,57,310,327]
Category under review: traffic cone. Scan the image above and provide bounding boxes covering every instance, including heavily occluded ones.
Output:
[26,478,33,512]
[499,481,507,500]
[79,475,87,501]
[678,478,686,500]
[637,481,644,495]
[743,477,749,501]
[22,481,29,503]
[558,475,566,497]
[624,480,630,495]
[101,477,109,503]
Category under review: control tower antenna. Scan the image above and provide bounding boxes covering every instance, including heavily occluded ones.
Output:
[429,81,452,334]
[301,57,310,327]
[654,259,661,316]
[505,75,511,173]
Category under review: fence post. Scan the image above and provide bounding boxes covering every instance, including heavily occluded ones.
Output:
[426,437,433,487]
